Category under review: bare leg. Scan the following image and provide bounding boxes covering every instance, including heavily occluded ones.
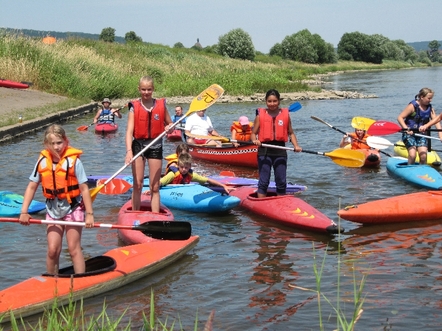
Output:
[66,225,85,274]
[148,158,163,213]
[131,156,146,210]
[418,146,428,165]
[46,224,63,274]
[407,147,417,165]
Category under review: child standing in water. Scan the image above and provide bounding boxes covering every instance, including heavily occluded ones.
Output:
[19,124,94,274]
[125,76,173,211]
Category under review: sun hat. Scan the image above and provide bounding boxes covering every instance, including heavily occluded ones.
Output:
[102,98,111,105]
[239,116,250,125]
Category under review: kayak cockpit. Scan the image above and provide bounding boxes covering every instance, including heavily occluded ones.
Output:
[42,256,116,278]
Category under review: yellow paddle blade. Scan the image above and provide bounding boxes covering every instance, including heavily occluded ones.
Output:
[186,84,224,116]
[89,184,104,202]
[351,117,375,130]
[324,148,366,168]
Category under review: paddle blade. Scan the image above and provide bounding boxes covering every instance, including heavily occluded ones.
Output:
[366,136,394,150]
[186,84,224,115]
[351,117,375,130]
[77,125,89,131]
[96,178,132,195]
[289,102,302,112]
[367,120,401,135]
[325,149,366,168]
[89,184,104,202]
[136,221,192,240]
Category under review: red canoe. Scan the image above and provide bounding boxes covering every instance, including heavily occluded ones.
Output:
[188,143,258,168]
[118,197,174,245]
[230,186,342,234]
[0,79,29,89]
[0,237,199,322]
[338,190,442,224]
[94,122,118,134]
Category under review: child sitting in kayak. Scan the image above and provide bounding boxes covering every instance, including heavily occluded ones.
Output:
[144,153,234,195]
[339,128,370,149]
[93,98,122,124]
[164,143,189,173]
[231,115,253,147]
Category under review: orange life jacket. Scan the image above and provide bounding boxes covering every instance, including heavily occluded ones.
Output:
[349,132,370,149]
[257,108,289,142]
[164,153,178,174]
[168,166,193,184]
[230,121,253,141]
[36,147,82,203]
[131,98,166,139]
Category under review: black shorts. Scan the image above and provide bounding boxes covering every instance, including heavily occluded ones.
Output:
[132,139,163,160]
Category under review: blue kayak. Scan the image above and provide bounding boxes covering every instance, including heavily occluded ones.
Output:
[386,157,442,190]
[0,191,46,216]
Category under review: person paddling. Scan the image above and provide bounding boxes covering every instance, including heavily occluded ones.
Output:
[93,98,122,124]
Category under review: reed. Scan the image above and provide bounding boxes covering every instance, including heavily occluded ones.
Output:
[0,34,429,102]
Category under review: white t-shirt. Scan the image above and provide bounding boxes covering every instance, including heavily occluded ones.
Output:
[184,113,214,136]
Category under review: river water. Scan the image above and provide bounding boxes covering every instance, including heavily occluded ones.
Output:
[2,67,442,330]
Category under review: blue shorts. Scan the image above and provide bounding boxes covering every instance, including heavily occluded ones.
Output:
[402,133,428,149]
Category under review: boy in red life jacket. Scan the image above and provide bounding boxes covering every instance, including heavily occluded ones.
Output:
[144,154,235,195]
[18,124,94,275]
[231,115,253,147]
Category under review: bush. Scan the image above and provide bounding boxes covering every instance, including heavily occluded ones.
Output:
[218,28,255,61]
[99,27,115,43]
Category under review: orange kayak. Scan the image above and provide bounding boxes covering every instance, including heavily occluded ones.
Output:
[338,190,442,224]
[0,237,199,322]
[117,196,174,245]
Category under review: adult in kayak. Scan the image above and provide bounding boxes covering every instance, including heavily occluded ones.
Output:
[93,98,122,124]
[184,108,222,147]
[251,89,302,198]
[125,76,173,212]
[231,115,253,147]
[172,105,186,124]
[398,87,442,165]
[18,124,95,274]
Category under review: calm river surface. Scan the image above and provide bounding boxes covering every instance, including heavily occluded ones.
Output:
[2,67,442,330]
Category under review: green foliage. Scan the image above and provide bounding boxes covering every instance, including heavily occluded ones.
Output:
[173,42,185,48]
[337,32,386,64]
[279,29,336,64]
[99,27,116,43]
[218,28,255,61]
[125,31,142,43]
[428,40,441,62]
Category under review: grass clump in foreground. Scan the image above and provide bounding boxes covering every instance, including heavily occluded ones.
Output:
[0,33,430,102]
[0,289,214,331]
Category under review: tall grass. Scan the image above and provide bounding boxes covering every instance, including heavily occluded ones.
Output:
[0,34,429,101]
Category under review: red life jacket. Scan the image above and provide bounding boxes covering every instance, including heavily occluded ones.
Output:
[230,121,253,141]
[132,98,166,139]
[168,166,193,184]
[36,147,82,203]
[257,108,289,142]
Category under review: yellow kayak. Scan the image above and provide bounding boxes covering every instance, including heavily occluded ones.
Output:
[393,140,441,167]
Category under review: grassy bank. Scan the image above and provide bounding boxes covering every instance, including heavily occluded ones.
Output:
[0,34,429,102]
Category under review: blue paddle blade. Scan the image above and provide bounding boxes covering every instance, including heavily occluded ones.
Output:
[289,102,302,112]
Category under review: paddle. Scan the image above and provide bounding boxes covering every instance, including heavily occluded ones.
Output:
[229,140,365,168]
[310,115,391,157]
[288,101,302,112]
[0,218,191,240]
[89,84,224,201]
[96,178,133,195]
[367,136,442,153]
[367,120,442,138]
[351,117,375,130]
[77,104,127,131]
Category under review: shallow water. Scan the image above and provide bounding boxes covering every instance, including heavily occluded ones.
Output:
[2,67,442,329]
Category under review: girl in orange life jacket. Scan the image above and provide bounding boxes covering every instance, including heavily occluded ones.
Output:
[18,124,94,275]
[339,128,370,150]
[93,98,122,124]
[156,153,234,194]
[250,89,302,198]
[125,76,173,212]
[400,87,442,165]
[231,115,253,147]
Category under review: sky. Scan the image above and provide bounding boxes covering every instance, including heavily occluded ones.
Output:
[1,0,442,53]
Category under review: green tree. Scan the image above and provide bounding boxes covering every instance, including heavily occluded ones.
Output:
[218,28,255,60]
[125,31,142,43]
[173,42,185,48]
[269,43,283,57]
[337,32,385,64]
[428,40,441,62]
[99,27,116,43]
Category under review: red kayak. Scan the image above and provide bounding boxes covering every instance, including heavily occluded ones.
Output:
[230,186,342,234]
[0,79,29,89]
[95,122,118,134]
[118,197,174,245]
[360,148,381,167]
[188,143,258,168]
[0,237,199,322]
[338,190,442,224]
[166,129,183,141]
